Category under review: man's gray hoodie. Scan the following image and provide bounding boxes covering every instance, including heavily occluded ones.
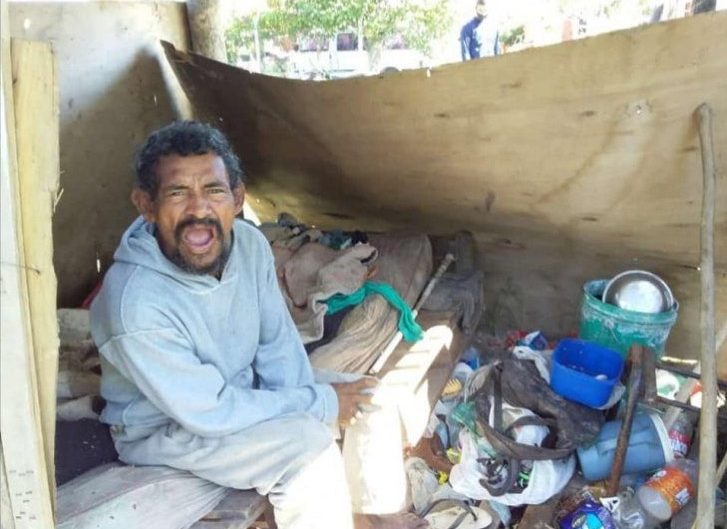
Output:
[91,216,339,438]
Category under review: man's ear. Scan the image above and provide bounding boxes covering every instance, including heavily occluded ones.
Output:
[233,185,245,216]
[131,187,156,223]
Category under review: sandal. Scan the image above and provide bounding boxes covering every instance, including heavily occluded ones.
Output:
[420,498,492,529]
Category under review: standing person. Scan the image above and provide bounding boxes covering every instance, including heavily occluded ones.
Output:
[460,0,499,60]
[90,120,428,529]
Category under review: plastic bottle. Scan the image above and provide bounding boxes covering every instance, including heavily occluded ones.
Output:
[666,411,694,459]
[637,459,698,522]
[612,486,660,529]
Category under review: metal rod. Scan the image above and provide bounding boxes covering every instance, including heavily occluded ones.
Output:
[655,396,727,422]
[717,320,727,352]
[607,344,644,496]
[656,361,727,389]
[413,253,457,313]
[717,450,727,485]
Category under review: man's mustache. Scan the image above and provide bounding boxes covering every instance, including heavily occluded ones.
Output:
[174,217,224,242]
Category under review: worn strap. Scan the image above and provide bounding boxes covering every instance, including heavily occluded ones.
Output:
[474,362,574,461]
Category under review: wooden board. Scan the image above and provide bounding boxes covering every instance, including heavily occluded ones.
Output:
[1,441,15,529]
[0,6,55,527]
[377,310,468,446]
[190,490,270,529]
[161,12,727,367]
[11,37,60,508]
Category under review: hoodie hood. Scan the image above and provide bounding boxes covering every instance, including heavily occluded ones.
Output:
[114,216,238,292]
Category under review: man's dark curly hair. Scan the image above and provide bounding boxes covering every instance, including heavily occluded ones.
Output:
[135,121,245,197]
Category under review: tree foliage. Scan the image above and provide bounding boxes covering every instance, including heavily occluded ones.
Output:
[225,0,451,63]
[499,25,525,50]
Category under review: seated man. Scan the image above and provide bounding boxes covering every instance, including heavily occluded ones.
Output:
[90,121,427,529]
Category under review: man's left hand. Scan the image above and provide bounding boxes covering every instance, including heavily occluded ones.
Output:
[331,378,379,427]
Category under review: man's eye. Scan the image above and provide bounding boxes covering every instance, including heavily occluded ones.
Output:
[168,190,185,197]
[208,188,226,194]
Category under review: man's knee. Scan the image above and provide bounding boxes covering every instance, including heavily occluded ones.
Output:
[267,414,336,486]
[283,414,335,459]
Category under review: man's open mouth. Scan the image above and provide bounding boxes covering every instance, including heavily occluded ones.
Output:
[180,224,217,253]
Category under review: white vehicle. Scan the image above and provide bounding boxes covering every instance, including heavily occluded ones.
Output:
[291,32,428,79]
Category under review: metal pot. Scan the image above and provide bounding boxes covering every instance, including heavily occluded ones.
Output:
[602,270,675,313]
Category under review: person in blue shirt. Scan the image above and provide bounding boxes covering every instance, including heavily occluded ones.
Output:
[460,0,499,60]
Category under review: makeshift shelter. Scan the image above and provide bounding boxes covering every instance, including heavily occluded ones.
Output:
[0,2,725,528]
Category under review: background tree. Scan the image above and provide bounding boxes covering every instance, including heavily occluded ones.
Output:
[226,0,451,71]
[499,25,525,51]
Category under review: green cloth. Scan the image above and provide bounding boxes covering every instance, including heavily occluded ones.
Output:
[325,281,424,342]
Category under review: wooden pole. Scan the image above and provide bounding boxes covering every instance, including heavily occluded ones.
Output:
[186,0,227,62]
[694,102,717,529]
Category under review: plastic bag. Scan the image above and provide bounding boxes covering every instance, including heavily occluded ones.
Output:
[450,410,575,506]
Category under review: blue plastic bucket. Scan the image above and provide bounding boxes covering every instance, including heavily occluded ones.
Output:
[577,411,673,482]
[580,280,678,358]
[550,338,624,408]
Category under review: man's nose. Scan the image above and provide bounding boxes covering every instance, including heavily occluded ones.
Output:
[185,192,212,217]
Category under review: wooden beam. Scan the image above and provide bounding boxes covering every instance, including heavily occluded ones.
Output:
[186,0,226,62]
[11,37,60,510]
[0,4,55,525]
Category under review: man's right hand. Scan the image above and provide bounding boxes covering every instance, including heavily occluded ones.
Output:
[331,378,379,427]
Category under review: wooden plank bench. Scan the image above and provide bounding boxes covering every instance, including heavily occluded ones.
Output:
[57,309,469,529]
[190,490,273,529]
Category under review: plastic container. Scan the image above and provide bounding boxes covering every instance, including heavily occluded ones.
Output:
[579,280,678,358]
[577,411,673,482]
[637,458,698,522]
[550,338,624,408]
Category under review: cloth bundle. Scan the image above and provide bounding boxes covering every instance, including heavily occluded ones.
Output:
[275,242,379,344]
[308,234,433,373]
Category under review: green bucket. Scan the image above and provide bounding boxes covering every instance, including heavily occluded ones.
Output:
[579,280,678,358]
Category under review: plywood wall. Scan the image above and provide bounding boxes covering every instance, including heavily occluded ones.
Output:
[162,12,726,368]
[8,1,193,307]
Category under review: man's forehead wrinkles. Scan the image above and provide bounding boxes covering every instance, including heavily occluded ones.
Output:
[160,168,226,187]
[161,183,190,191]
[204,180,228,188]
